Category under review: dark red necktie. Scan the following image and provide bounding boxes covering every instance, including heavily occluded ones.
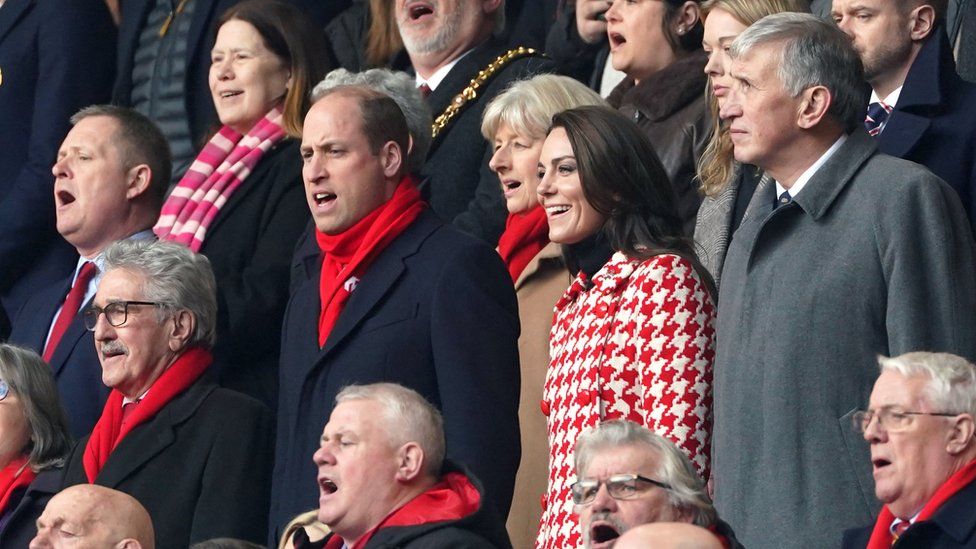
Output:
[419,83,432,98]
[891,520,911,546]
[121,400,141,424]
[43,261,97,362]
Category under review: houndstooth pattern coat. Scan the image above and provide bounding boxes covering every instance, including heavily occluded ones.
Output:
[536,252,716,549]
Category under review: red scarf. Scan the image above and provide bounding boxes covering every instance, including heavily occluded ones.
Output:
[82,347,212,482]
[495,206,549,283]
[155,104,287,252]
[325,471,480,549]
[866,458,976,548]
[0,455,35,515]
[315,176,426,347]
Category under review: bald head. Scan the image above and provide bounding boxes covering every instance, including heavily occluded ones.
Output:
[31,485,154,549]
[614,522,723,549]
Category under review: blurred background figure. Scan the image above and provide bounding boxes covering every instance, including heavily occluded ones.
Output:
[31,485,154,549]
[326,0,410,72]
[604,0,709,235]
[154,0,329,409]
[0,344,72,547]
[0,0,116,340]
[694,0,810,287]
[536,105,715,548]
[481,73,605,548]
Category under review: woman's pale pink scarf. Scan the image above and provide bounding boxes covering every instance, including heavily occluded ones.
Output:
[154,104,287,251]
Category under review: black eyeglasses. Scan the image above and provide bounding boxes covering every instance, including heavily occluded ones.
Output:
[83,301,161,331]
[0,380,8,401]
[851,408,959,433]
[570,474,671,505]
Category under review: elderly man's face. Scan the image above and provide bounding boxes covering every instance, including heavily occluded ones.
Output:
[31,489,120,548]
[720,45,804,172]
[52,116,134,257]
[92,269,179,399]
[576,445,690,549]
[865,370,963,518]
[301,94,398,235]
[395,0,492,57]
[831,0,915,87]
[314,400,403,542]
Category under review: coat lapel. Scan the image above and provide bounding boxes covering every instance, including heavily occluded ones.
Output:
[48,302,93,377]
[0,0,30,44]
[514,242,562,291]
[95,382,214,488]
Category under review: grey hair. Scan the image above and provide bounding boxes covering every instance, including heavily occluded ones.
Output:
[878,352,976,416]
[70,105,172,208]
[0,344,72,472]
[335,383,445,477]
[729,12,868,133]
[312,68,432,173]
[481,74,606,141]
[574,420,717,527]
[102,240,217,349]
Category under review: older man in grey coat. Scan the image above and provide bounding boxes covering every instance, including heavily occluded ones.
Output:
[714,13,976,549]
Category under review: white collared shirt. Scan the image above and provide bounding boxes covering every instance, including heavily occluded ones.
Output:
[775,135,849,200]
[890,511,921,536]
[415,49,474,92]
[868,86,903,134]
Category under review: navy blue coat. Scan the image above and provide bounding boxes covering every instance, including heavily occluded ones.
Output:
[8,271,108,439]
[877,27,976,229]
[269,211,521,540]
[842,478,976,548]
[0,0,115,324]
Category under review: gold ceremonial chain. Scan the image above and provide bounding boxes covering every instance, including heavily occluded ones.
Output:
[430,47,539,140]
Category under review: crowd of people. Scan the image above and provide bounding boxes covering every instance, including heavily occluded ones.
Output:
[1,0,975,547]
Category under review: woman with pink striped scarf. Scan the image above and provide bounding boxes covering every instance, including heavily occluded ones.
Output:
[154,0,330,409]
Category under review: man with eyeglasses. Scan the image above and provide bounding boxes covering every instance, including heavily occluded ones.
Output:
[572,421,741,549]
[60,239,273,549]
[8,105,169,440]
[842,352,976,548]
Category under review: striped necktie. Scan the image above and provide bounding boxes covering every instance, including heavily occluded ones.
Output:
[865,101,894,136]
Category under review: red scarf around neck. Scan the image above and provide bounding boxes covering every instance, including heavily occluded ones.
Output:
[314,176,426,347]
[82,347,212,482]
[325,471,480,549]
[866,458,976,548]
[495,206,549,283]
[0,455,35,515]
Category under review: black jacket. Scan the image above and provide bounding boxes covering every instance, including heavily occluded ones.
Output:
[0,468,62,547]
[63,380,274,549]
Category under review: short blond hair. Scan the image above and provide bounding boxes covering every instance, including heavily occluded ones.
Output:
[480,74,605,141]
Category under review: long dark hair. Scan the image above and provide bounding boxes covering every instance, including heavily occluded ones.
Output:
[551,106,715,293]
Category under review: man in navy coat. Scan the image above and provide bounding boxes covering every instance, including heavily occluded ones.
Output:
[0,0,116,336]
[833,0,976,227]
[270,85,520,539]
[9,105,169,439]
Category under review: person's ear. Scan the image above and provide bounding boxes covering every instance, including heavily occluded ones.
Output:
[380,141,404,179]
[393,442,426,483]
[167,310,196,352]
[796,85,832,130]
[125,164,153,201]
[481,0,503,18]
[946,413,976,455]
[908,4,936,42]
[115,540,143,549]
[675,1,701,36]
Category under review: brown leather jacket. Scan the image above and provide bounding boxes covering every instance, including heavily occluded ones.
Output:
[608,51,710,235]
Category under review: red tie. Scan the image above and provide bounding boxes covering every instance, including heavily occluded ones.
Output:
[891,520,912,546]
[43,262,97,362]
[121,400,141,424]
[419,83,432,98]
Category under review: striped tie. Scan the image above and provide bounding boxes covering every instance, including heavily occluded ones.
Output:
[865,101,893,136]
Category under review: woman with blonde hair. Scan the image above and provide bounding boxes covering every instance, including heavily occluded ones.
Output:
[693,0,809,286]
[481,73,605,549]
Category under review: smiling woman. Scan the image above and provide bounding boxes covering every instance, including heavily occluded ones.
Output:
[153,0,331,409]
[536,106,716,549]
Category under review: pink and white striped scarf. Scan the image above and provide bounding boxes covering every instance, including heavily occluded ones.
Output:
[154,104,287,251]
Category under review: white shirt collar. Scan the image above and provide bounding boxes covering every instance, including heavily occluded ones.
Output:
[870,86,904,109]
[775,134,848,200]
[890,510,922,535]
[415,49,474,92]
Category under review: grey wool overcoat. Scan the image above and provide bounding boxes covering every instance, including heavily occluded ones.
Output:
[713,129,976,549]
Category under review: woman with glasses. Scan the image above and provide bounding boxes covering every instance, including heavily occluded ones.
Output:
[0,344,72,546]
[153,0,330,410]
[535,106,715,549]
[694,0,809,286]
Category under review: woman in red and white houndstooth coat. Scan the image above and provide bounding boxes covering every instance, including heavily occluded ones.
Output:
[535,106,716,549]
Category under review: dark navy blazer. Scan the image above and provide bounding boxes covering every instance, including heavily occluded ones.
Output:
[0,0,115,324]
[878,27,976,230]
[269,211,521,540]
[8,270,108,439]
